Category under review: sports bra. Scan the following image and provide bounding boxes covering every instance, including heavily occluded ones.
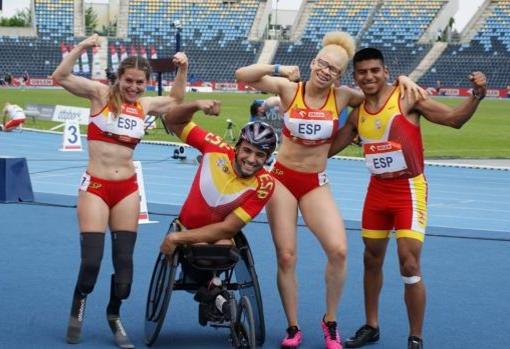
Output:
[87,102,145,149]
[282,81,339,146]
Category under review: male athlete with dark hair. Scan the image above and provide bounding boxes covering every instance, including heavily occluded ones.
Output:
[160,100,277,256]
[328,48,486,349]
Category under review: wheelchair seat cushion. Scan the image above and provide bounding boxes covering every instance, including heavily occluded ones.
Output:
[182,244,241,271]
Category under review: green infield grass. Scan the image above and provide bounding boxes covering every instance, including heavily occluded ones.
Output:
[1,88,508,158]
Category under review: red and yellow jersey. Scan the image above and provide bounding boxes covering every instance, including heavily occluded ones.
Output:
[87,102,146,149]
[282,82,339,146]
[178,122,275,229]
[358,87,424,179]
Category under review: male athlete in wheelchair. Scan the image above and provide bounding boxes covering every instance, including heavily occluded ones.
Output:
[144,100,277,348]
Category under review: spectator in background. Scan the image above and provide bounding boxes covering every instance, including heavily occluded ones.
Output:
[506,85,510,98]
[22,70,30,85]
[4,72,12,86]
[1,103,26,131]
[249,96,282,122]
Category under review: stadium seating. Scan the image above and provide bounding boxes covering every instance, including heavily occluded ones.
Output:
[272,1,373,82]
[0,37,63,77]
[419,0,510,88]
[351,0,446,85]
[272,0,444,86]
[0,0,76,77]
[123,0,261,81]
[34,0,74,40]
[1,0,509,88]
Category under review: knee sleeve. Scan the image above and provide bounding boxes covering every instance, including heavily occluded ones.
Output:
[76,232,105,295]
[111,231,137,299]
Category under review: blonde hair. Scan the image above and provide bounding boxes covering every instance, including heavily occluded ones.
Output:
[107,56,152,116]
[319,31,356,73]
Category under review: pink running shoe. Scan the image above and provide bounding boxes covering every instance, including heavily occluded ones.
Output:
[321,319,343,349]
[281,326,303,349]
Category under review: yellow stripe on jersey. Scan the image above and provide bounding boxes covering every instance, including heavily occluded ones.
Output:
[207,153,258,194]
[290,82,338,117]
[358,86,401,141]
[410,174,428,232]
[179,122,197,142]
[233,207,252,223]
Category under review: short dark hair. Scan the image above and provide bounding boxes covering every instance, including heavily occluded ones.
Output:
[250,99,264,117]
[353,48,385,67]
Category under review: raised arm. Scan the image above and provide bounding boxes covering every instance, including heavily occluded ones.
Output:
[328,109,359,157]
[235,64,299,107]
[168,52,188,103]
[163,99,221,136]
[51,34,107,101]
[160,213,245,255]
[413,72,486,128]
[141,52,189,115]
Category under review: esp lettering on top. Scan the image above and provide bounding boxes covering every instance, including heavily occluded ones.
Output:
[118,117,138,130]
[373,157,394,169]
[298,123,321,135]
[205,133,231,149]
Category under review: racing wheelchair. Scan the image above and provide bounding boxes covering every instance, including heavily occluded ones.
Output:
[145,220,265,348]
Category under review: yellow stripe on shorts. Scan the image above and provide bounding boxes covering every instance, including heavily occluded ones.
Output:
[362,229,391,239]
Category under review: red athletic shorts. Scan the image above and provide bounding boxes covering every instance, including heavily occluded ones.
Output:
[362,174,428,242]
[270,161,329,200]
[4,118,24,130]
[78,172,138,208]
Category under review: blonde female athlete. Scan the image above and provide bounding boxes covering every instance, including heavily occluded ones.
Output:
[235,32,426,349]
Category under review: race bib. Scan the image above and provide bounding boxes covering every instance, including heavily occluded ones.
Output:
[285,108,335,141]
[363,141,408,175]
[79,173,91,191]
[318,171,329,186]
[105,112,145,141]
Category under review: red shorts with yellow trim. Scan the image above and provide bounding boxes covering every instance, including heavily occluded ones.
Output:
[78,172,138,208]
[4,118,24,130]
[270,161,329,200]
[362,174,428,242]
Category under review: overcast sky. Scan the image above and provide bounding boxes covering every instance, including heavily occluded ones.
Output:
[2,0,485,31]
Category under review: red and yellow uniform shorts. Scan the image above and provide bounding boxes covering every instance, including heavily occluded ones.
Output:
[362,174,428,242]
[270,161,329,200]
[79,172,138,208]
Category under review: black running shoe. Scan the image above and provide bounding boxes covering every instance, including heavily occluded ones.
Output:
[408,336,423,349]
[344,324,380,348]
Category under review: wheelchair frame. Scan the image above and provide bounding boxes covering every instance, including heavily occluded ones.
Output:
[144,228,265,348]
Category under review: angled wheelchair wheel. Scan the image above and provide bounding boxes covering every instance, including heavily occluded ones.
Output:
[234,296,256,349]
[234,233,265,346]
[144,251,179,346]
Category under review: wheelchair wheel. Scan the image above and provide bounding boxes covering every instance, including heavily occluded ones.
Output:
[144,251,179,346]
[234,296,256,349]
[234,233,265,345]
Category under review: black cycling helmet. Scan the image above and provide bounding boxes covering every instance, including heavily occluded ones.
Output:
[236,121,278,155]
